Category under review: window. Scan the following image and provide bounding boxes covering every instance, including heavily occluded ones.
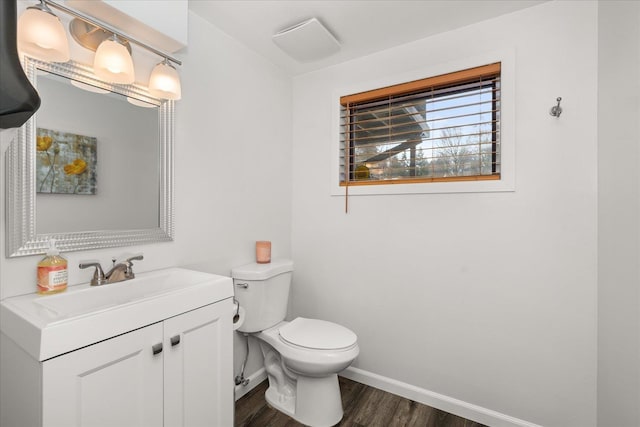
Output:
[339,63,501,186]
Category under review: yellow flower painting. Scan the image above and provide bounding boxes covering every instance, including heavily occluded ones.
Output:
[36,135,53,151]
[64,158,87,175]
[36,128,97,195]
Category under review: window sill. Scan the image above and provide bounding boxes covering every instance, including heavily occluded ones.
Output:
[331,174,513,196]
[340,174,500,187]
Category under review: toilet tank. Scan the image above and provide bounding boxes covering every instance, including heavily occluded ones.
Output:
[231,259,293,333]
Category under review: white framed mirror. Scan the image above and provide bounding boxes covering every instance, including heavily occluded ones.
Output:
[5,57,173,257]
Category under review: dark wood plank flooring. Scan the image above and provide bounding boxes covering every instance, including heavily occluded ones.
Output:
[235,376,488,427]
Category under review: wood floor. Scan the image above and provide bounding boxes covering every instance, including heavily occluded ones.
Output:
[235,376,488,427]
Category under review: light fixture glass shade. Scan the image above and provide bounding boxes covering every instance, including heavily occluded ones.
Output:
[148,60,181,100]
[93,37,135,84]
[17,7,70,63]
[70,79,110,94]
[126,97,156,108]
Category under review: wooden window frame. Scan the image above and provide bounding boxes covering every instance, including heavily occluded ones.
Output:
[339,62,501,187]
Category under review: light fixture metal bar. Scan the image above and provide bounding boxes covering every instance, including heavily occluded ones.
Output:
[43,0,182,66]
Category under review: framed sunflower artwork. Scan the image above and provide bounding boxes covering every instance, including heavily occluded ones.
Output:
[36,128,97,195]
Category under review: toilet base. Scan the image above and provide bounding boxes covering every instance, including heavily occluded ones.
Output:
[265,374,343,427]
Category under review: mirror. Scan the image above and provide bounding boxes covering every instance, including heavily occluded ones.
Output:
[6,57,173,257]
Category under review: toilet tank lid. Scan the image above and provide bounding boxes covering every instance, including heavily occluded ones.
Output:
[231,259,293,280]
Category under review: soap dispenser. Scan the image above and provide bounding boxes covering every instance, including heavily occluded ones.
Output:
[37,239,68,294]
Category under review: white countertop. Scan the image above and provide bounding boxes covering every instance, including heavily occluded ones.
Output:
[0,267,233,361]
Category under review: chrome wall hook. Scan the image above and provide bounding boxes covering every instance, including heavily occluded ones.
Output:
[550,97,563,118]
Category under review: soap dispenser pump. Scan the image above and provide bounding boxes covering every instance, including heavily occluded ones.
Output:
[37,239,68,294]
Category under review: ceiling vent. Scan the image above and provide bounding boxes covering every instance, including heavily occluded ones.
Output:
[272,17,340,63]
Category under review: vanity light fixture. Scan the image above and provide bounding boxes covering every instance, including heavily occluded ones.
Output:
[126,97,156,108]
[19,0,182,100]
[93,34,135,84]
[148,58,182,100]
[17,0,70,63]
[69,79,110,94]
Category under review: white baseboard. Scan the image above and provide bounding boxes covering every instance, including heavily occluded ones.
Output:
[234,368,267,401]
[340,367,542,427]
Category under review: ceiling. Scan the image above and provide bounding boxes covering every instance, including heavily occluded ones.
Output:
[188,0,547,76]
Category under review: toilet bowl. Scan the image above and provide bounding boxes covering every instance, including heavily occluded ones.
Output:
[232,260,359,427]
[261,317,359,377]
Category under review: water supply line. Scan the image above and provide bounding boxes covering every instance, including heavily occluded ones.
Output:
[235,332,250,386]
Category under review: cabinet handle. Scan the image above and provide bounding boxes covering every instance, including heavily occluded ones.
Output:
[152,343,163,355]
[170,335,181,346]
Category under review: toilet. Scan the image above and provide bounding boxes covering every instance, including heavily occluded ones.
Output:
[232,259,359,427]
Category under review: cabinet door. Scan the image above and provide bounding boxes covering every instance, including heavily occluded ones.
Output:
[42,323,164,427]
[164,300,233,427]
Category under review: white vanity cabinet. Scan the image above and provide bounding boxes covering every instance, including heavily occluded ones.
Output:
[42,302,232,427]
[0,268,234,427]
[42,322,165,427]
[163,303,232,426]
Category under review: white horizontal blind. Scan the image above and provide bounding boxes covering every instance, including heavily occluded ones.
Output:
[340,63,501,185]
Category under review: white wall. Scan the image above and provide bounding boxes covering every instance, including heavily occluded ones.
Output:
[291,2,597,427]
[597,2,640,426]
[0,9,292,379]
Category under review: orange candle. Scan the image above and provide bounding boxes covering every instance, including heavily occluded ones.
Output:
[256,241,271,264]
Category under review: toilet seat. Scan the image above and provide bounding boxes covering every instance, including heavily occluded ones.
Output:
[279,317,357,350]
[258,319,360,377]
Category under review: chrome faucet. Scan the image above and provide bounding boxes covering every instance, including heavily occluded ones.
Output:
[106,254,143,283]
[79,255,144,286]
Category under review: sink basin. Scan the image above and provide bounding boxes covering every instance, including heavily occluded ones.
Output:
[0,267,233,361]
[35,268,219,319]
